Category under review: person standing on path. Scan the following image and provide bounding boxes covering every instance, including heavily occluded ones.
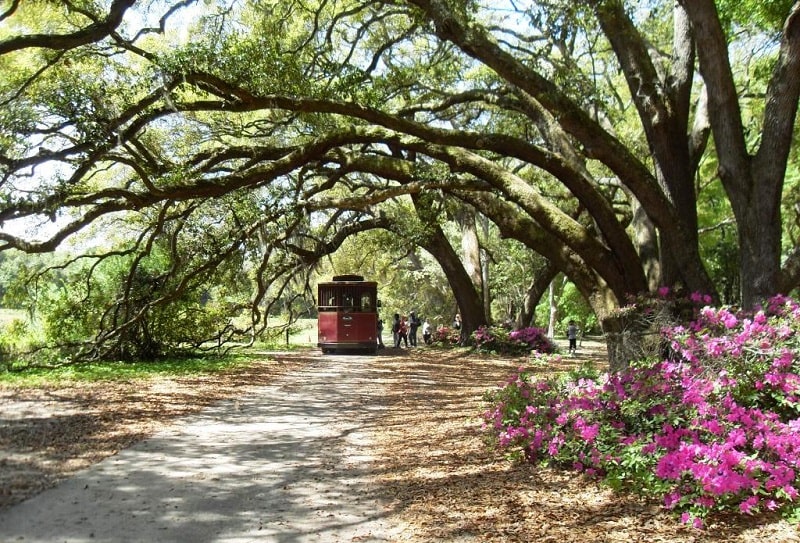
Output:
[408,311,420,347]
[567,320,578,355]
[398,315,409,348]
[422,318,432,345]
[377,318,385,348]
[391,313,401,347]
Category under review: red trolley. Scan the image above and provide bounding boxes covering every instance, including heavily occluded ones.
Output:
[317,274,378,354]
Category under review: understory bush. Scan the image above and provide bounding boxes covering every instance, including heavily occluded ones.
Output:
[431,325,461,346]
[472,325,556,355]
[432,324,557,355]
[483,294,800,528]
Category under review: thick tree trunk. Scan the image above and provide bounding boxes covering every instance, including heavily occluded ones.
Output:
[736,181,783,307]
[457,207,484,312]
[480,215,491,322]
[601,311,665,374]
[595,0,714,297]
[779,245,800,294]
[546,279,559,339]
[413,197,486,343]
[681,0,800,307]
[516,261,558,328]
[628,194,662,291]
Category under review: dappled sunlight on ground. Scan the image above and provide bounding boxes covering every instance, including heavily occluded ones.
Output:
[1,345,798,542]
[366,347,799,542]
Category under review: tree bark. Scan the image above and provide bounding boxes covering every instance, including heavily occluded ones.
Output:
[456,205,484,310]
[779,245,800,294]
[407,0,717,298]
[516,261,559,328]
[412,196,486,343]
[628,193,662,291]
[680,0,800,306]
[593,1,707,294]
[455,189,621,325]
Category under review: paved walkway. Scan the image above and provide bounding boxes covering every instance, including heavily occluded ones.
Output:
[0,355,403,542]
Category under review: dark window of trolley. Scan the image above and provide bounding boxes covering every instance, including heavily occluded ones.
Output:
[319,287,376,312]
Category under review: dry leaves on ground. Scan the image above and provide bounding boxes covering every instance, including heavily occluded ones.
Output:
[368,348,800,543]
[1,347,799,543]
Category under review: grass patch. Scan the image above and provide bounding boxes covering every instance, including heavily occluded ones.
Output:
[0,355,255,388]
[0,316,320,387]
[0,308,26,325]
[257,318,318,349]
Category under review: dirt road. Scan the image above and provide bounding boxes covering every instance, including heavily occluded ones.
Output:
[0,354,403,542]
[1,342,797,542]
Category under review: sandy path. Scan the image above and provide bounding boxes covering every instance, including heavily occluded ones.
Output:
[0,354,401,543]
[2,342,797,542]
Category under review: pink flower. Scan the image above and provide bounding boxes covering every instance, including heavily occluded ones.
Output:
[579,422,600,443]
[720,310,738,329]
[739,495,759,514]
[642,442,657,454]
[664,491,682,508]
[680,512,705,529]
[689,291,713,305]
[694,496,715,508]
[774,350,794,369]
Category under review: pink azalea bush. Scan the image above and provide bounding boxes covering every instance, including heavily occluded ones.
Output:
[483,294,800,527]
[472,325,556,355]
[431,325,461,346]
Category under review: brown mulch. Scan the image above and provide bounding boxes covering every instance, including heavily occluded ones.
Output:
[371,349,799,542]
[1,347,799,542]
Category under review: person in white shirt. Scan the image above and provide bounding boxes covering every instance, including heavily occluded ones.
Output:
[422,318,432,345]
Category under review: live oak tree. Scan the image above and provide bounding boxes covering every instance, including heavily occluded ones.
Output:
[0,0,798,360]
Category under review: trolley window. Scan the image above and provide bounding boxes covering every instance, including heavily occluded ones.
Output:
[318,284,376,312]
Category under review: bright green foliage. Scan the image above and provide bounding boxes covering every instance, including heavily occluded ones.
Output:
[29,246,248,362]
[1,0,799,360]
[556,282,598,335]
[716,0,795,35]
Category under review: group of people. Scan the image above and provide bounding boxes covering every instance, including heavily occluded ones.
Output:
[383,312,432,348]
[377,311,464,348]
[379,312,580,354]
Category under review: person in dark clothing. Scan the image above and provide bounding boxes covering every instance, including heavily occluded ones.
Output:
[391,313,401,347]
[567,320,578,355]
[408,311,421,347]
[377,318,385,348]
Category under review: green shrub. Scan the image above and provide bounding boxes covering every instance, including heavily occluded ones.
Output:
[473,325,556,355]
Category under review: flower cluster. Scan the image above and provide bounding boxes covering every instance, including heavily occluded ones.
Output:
[510,327,556,354]
[431,325,461,346]
[472,325,555,355]
[483,295,800,527]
